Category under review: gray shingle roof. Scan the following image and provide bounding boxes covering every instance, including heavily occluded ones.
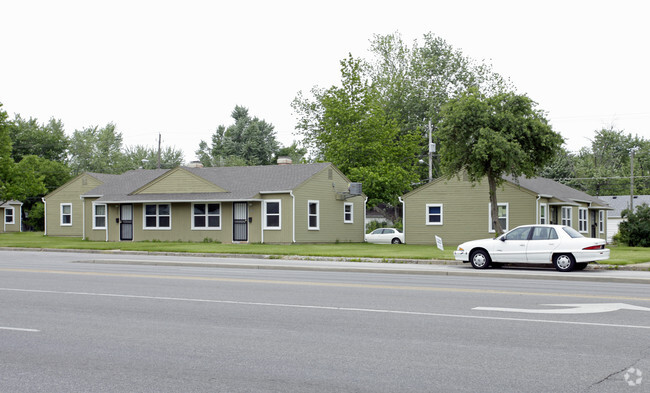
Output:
[599,195,650,217]
[83,163,332,202]
[505,175,609,207]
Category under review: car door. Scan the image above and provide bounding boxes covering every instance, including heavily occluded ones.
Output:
[492,227,531,262]
[380,228,394,244]
[526,227,560,263]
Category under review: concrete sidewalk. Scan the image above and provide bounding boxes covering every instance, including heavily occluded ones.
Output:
[4,247,650,284]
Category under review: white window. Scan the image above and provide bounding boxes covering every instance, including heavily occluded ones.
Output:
[599,210,605,234]
[561,206,572,227]
[93,204,107,229]
[343,203,353,223]
[308,200,319,230]
[539,203,547,224]
[264,200,281,229]
[426,204,443,225]
[488,203,508,233]
[192,203,221,230]
[61,203,72,226]
[578,208,588,233]
[144,204,171,229]
[5,207,14,224]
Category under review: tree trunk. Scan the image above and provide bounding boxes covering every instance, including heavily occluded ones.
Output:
[487,174,504,236]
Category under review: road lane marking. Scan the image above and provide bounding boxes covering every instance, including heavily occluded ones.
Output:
[0,326,40,332]
[1,267,650,302]
[1,287,649,331]
[474,303,650,314]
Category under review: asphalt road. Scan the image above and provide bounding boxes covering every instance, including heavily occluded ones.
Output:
[1,250,649,392]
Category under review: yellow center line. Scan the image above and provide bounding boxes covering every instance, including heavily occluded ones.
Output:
[2,267,650,302]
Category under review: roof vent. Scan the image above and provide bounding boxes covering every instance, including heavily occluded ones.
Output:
[188,161,204,168]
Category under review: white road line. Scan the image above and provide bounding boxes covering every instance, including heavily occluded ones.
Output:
[0,326,40,332]
[2,287,649,330]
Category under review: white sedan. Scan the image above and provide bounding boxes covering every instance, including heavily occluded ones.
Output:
[453,225,609,272]
[365,228,405,244]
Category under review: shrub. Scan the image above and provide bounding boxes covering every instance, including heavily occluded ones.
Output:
[618,203,650,247]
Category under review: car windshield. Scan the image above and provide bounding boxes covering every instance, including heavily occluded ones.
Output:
[562,226,584,238]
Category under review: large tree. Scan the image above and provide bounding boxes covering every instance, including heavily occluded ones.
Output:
[197,106,280,167]
[68,123,128,174]
[437,87,564,235]
[9,115,69,162]
[293,55,421,206]
[123,145,184,170]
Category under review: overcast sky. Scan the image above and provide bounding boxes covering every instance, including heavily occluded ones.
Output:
[2,0,649,162]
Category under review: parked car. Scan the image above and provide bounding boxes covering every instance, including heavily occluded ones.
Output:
[453,224,609,272]
[365,228,404,244]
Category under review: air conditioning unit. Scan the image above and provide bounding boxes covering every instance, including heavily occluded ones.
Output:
[349,183,362,195]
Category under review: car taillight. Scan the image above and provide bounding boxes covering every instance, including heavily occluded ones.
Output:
[583,245,604,250]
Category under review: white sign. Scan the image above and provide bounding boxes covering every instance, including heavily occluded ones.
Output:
[473,303,650,315]
[435,236,444,251]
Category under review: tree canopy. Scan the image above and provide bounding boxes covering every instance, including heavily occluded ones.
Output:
[437,87,564,234]
[8,115,69,162]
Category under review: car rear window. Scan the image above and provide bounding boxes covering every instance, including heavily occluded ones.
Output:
[562,226,584,238]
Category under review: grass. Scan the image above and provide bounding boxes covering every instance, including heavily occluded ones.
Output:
[1,232,648,265]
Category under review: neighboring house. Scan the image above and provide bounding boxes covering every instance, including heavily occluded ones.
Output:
[599,195,650,242]
[43,163,365,244]
[0,200,23,233]
[400,174,611,245]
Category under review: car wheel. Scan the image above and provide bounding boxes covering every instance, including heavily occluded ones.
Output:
[575,262,589,271]
[553,253,576,272]
[391,238,402,244]
[470,250,491,269]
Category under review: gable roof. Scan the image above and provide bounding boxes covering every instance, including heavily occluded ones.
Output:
[82,163,333,203]
[599,195,650,217]
[504,176,610,207]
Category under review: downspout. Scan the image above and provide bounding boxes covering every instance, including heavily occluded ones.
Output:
[42,198,47,236]
[364,196,368,239]
[261,201,264,244]
[536,195,541,224]
[19,204,23,232]
[81,196,85,240]
[398,196,405,242]
[290,191,296,243]
[106,203,109,242]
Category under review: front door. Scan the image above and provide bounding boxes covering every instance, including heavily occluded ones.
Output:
[120,204,133,241]
[591,211,597,237]
[233,202,248,242]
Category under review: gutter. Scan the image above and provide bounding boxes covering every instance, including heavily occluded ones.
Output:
[398,196,405,242]
[536,195,541,224]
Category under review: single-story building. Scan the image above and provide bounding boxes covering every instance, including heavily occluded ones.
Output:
[43,163,366,244]
[400,174,611,245]
[0,200,23,233]
[598,195,650,242]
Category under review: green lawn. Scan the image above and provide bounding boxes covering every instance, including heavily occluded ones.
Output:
[1,232,648,265]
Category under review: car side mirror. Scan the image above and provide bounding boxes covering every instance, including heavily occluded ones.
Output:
[499,237,506,242]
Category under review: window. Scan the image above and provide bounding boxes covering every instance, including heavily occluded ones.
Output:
[93,204,107,229]
[426,204,443,225]
[343,203,353,223]
[539,203,547,224]
[488,203,508,232]
[308,201,319,230]
[192,203,221,229]
[531,226,558,240]
[599,210,605,234]
[5,207,14,224]
[61,203,72,226]
[578,208,588,233]
[144,204,171,229]
[503,226,531,241]
[561,207,572,227]
[563,226,584,239]
[264,200,281,229]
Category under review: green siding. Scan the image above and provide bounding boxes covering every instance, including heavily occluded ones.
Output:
[1,206,21,233]
[44,174,104,237]
[260,194,294,244]
[135,168,226,194]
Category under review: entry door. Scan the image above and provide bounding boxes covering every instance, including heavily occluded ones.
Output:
[233,202,248,242]
[590,211,597,237]
[120,204,133,241]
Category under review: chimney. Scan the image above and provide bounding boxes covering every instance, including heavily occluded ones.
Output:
[277,156,292,165]
[188,161,204,168]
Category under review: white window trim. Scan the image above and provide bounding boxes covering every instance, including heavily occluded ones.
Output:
[561,206,573,227]
[191,203,222,230]
[539,203,547,225]
[92,203,107,230]
[143,203,172,230]
[425,203,443,225]
[599,210,605,234]
[343,202,353,224]
[308,200,320,230]
[60,203,72,226]
[263,200,282,230]
[5,206,15,224]
[578,207,588,233]
[488,202,509,233]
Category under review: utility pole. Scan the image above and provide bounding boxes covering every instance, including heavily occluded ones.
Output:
[157,133,161,169]
[427,120,436,182]
[630,146,639,210]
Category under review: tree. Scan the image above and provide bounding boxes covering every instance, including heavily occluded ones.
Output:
[68,123,128,174]
[197,106,280,167]
[293,55,422,206]
[15,155,71,194]
[617,203,650,247]
[123,145,184,170]
[437,87,564,235]
[274,141,307,164]
[8,115,69,162]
